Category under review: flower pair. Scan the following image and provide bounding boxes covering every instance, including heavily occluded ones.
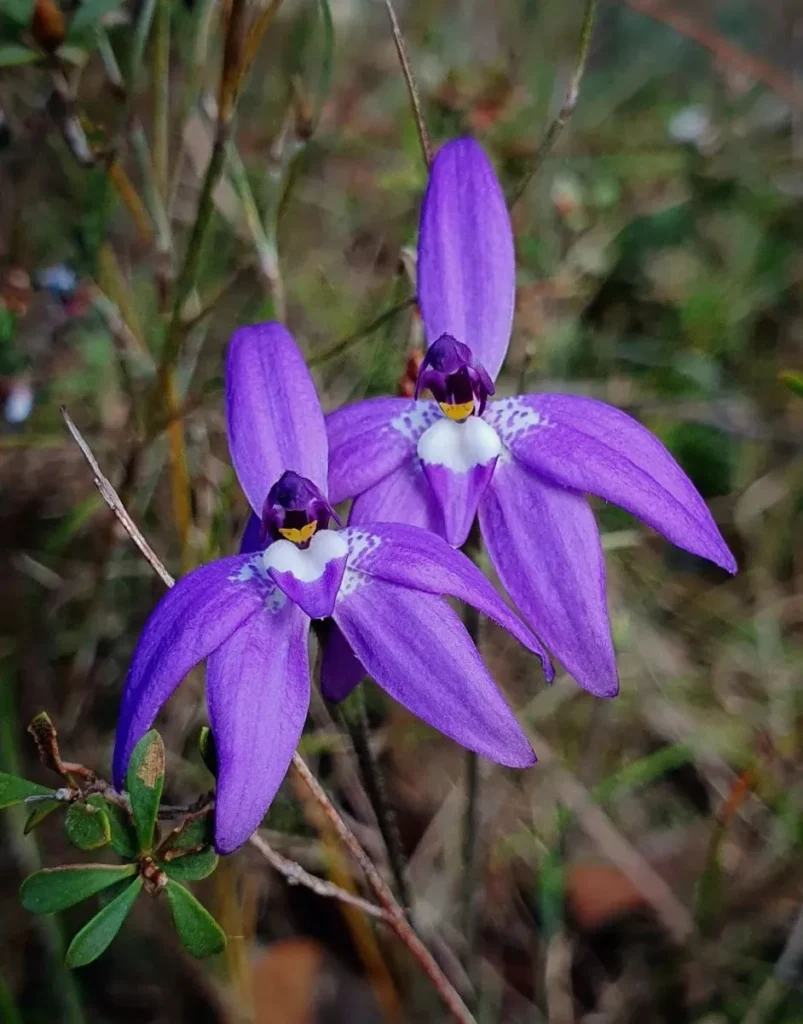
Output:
[114,324,552,854]
[115,137,736,855]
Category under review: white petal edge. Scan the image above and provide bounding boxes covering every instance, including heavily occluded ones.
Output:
[417,416,502,473]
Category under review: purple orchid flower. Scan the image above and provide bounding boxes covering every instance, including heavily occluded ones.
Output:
[326,137,737,700]
[113,323,553,854]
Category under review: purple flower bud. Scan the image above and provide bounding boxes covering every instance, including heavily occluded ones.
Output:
[261,470,340,547]
[414,333,494,420]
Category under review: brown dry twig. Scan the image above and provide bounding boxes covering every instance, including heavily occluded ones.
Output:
[383,0,432,168]
[62,409,477,1024]
[619,0,803,113]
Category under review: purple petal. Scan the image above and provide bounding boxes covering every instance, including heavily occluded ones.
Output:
[485,394,736,573]
[320,622,365,702]
[113,555,268,788]
[418,138,515,381]
[342,524,553,680]
[478,458,618,697]
[226,323,328,515]
[417,415,502,546]
[264,531,348,620]
[208,602,310,853]
[333,575,534,767]
[326,398,440,504]
[240,513,263,554]
[349,460,445,534]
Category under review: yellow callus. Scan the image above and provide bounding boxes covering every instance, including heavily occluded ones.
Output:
[278,520,318,545]
[439,400,474,422]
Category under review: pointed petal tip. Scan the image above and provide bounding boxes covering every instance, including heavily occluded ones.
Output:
[503,743,537,769]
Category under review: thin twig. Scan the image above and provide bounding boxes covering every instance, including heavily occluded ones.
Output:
[249,832,389,921]
[62,414,476,1024]
[620,0,803,114]
[308,296,415,368]
[60,408,174,589]
[508,0,598,206]
[290,753,475,1024]
[337,687,412,910]
[383,0,432,168]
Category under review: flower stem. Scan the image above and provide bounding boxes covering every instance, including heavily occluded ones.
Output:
[383,0,431,168]
[507,0,598,206]
[340,684,412,911]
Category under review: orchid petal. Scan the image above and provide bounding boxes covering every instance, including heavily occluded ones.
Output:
[226,323,328,514]
[208,602,310,853]
[333,574,534,767]
[484,394,736,573]
[342,524,553,680]
[240,513,263,554]
[483,393,733,573]
[349,460,444,534]
[263,530,348,619]
[112,556,269,788]
[478,458,618,697]
[418,138,515,381]
[326,398,440,504]
[320,622,365,702]
[417,416,501,546]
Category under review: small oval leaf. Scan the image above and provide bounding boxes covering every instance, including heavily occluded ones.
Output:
[163,814,213,852]
[20,864,137,914]
[65,802,111,850]
[165,881,226,958]
[0,45,40,68]
[162,849,218,882]
[24,799,63,833]
[87,795,138,859]
[0,771,54,809]
[780,370,803,399]
[65,877,143,968]
[126,731,165,854]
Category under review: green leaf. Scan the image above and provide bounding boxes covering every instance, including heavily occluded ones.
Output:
[0,45,40,68]
[21,864,137,914]
[1,0,35,26]
[65,877,143,968]
[0,771,55,809]
[24,799,63,833]
[163,814,213,851]
[126,730,165,853]
[198,726,218,777]
[65,802,111,851]
[87,796,137,859]
[780,371,803,399]
[162,848,218,882]
[68,0,124,35]
[165,881,226,958]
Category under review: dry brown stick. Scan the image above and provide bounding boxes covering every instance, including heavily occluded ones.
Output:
[290,753,475,1024]
[62,410,476,1024]
[383,0,432,168]
[620,0,803,113]
[249,833,389,921]
[61,408,174,589]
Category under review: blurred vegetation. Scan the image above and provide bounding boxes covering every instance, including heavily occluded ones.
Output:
[0,0,802,1021]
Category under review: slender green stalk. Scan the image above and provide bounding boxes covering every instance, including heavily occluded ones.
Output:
[227,144,285,318]
[508,0,598,206]
[153,0,171,205]
[308,297,415,368]
[338,685,412,911]
[128,0,157,93]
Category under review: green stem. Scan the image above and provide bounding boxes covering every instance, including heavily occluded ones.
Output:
[153,0,171,205]
[339,684,412,911]
[507,0,598,206]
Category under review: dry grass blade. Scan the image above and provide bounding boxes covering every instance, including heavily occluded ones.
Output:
[383,0,432,168]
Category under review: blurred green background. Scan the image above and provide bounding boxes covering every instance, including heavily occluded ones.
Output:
[1,0,802,1020]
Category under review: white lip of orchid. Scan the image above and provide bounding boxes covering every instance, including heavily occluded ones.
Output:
[263,529,348,583]
[417,416,502,473]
